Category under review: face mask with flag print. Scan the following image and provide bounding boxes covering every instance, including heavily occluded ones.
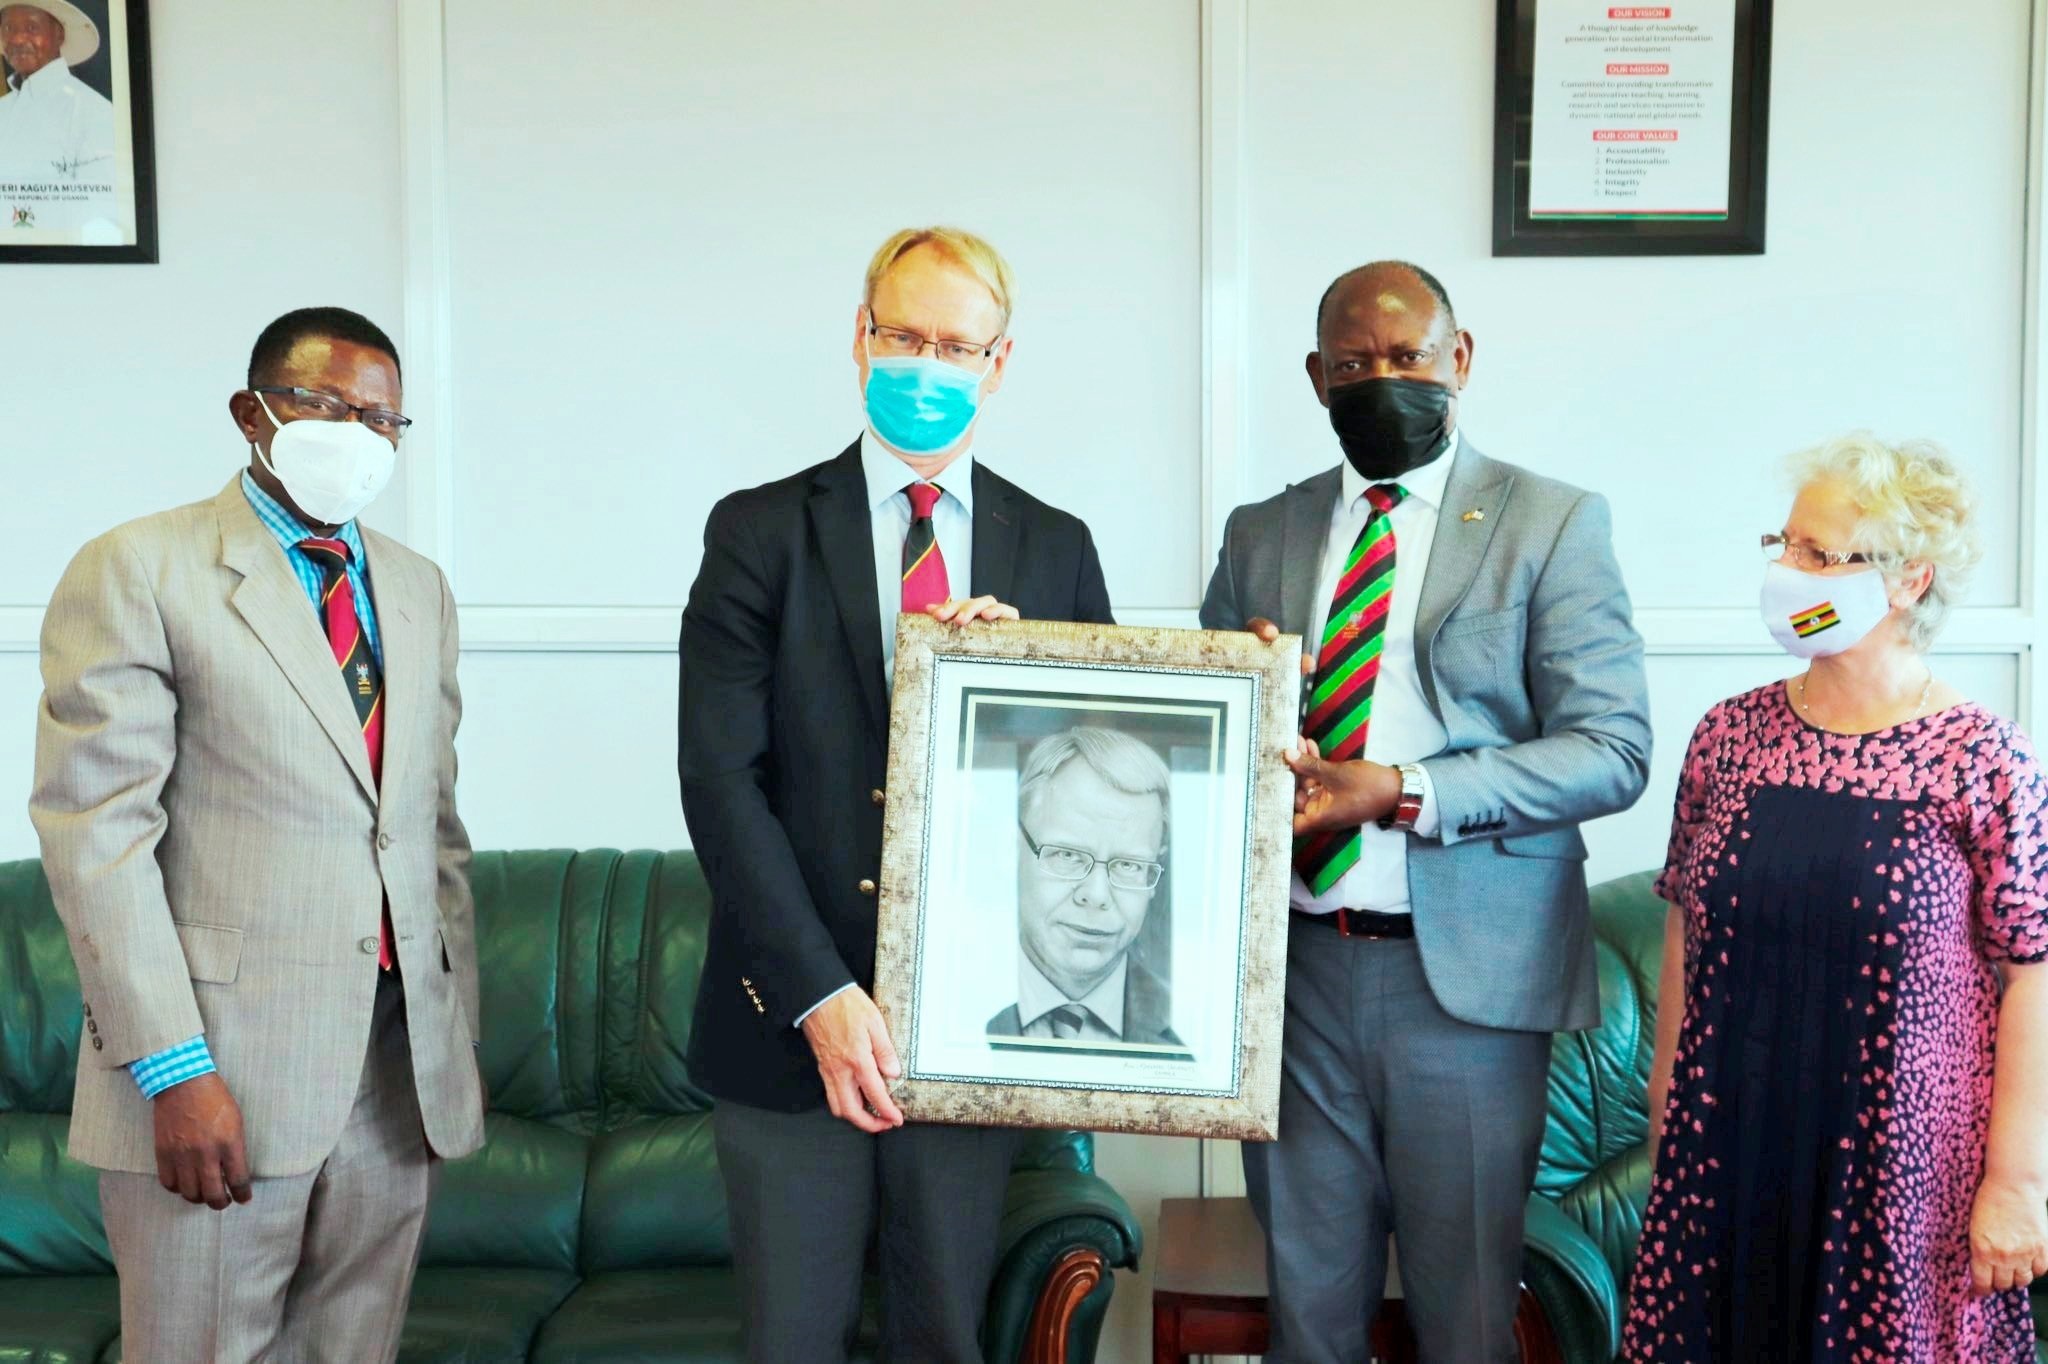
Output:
[1759,561,1894,659]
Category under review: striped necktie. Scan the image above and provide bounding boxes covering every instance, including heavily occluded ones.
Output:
[902,482,949,612]
[1294,483,1406,896]
[299,538,394,971]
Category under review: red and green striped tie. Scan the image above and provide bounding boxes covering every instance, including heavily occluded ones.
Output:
[1295,482,1406,895]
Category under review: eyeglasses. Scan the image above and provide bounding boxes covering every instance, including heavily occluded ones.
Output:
[255,386,413,439]
[1760,533,1873,571]
[1019,822,1163,891]
[867,316,1002,371]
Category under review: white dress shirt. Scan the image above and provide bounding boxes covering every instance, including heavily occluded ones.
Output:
[0,58,115,179]
[1015,958,1127,1042]
[861,432,974,689]
[794,435,976,1027]
[1291,431,1459,917]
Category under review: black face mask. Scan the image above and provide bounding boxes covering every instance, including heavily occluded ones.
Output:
[1326,377,1454,481]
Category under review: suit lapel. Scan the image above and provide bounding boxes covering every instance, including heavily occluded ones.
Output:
[362,529,427,801]
[1279,469,1341,636]
[1414,442,1514,712]
[216,481,379,804]
[808,442,889,741]
[969,462,1018,606]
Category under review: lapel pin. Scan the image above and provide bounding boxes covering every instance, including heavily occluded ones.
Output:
[1463,509,1485,522]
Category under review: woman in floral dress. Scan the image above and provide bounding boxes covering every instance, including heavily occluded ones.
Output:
[1624,434,2048,1362]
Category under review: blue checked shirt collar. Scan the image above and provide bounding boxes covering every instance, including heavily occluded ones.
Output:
[239,469,381,664]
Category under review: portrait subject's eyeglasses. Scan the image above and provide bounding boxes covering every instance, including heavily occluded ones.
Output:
[1018,822,1164,891]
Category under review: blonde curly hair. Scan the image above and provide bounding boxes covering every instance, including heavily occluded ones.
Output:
[1787,432,1981,651]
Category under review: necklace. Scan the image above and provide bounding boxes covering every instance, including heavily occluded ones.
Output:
[1794,666,1934,730]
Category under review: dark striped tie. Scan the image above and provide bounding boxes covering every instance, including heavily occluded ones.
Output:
[902,482,949,612]
[300,538,393,970]
[1294,483,1406,895]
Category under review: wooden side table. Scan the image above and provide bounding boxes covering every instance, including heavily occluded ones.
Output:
[1149,1197,1562,1364]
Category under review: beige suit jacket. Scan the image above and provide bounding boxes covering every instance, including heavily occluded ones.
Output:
[30,476,486,1176]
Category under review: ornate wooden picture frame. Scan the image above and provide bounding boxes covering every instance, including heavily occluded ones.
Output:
[872,615,1299,1140]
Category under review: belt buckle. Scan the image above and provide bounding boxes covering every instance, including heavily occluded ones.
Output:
[1337,908,1373,940]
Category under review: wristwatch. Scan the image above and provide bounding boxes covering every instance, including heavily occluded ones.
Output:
[1377,763,1427,832]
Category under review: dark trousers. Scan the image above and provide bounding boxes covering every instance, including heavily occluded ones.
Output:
[1244,926,1552,1364]
[712,1100,1023,1363]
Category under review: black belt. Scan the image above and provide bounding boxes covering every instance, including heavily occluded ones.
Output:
[1290,907,1415,939]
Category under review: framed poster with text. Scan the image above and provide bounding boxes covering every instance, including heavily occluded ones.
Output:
[0,0,157,263]
[1493,0,1771,255]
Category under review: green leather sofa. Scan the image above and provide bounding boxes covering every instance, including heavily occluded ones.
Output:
[0,850,1142,1363]
[1518,870,2048,1362]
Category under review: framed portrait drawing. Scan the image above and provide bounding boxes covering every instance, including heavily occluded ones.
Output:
[0,0,157,262]
[1493,0,1772,255]
[872,616,1300,1141]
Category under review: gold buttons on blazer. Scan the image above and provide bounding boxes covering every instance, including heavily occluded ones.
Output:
[857,879,877,897]
[869,789,886,807]
[740,976,765,1015]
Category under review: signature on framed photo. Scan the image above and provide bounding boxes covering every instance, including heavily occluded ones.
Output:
[873,615,1300,1140]
[0,0,156,262]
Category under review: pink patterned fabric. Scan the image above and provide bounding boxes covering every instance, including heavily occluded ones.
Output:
[1623,684,2048,1363]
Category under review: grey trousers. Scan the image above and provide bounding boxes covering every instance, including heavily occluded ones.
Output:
[1244,925,1551,1364]
[99,970,436,1364]
[711,1100,1023,1363]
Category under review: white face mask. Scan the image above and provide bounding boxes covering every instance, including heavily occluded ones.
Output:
[1759,560,1894,659]
[252,392,396,526]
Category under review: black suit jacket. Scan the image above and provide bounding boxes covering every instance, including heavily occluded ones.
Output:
[679,440,1116,1111]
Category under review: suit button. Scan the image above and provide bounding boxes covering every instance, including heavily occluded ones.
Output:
[91,1036,103,1051]
[360,937,380,955]
[857,879,877,897]
[86,1020,98,1034]
[870,789,885,807]
[377,833,392,850]
[82,1004,92,1018]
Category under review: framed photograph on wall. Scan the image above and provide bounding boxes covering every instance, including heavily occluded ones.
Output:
[0,0,157,262]
[872,616,1300,1141]
[1493,0,1772,255]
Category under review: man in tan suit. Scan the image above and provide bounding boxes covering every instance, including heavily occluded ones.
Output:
[30,306,485,1362]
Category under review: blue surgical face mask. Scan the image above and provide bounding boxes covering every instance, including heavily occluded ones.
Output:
[863,340,993,456]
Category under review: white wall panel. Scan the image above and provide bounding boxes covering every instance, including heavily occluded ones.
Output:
[440,0,1203,612]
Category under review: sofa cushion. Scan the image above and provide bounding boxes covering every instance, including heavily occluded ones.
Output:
[599,853,715,1122]
[0,860,79,1113]
[399,1267,581,1364]
[579,1114,726,1273]
[470,851,621,1133]
[421,1114,587,1272]
[0,1274,120,1364]
[530,1269,881,1364]
[0,1113,109,1275]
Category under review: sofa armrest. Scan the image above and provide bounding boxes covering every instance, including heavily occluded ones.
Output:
[983,1168,1143,1364]
[1522,1193,1623,1362]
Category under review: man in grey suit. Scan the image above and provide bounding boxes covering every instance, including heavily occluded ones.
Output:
[986,727,1182,1048]
[30,307,485,1362]
[1201,262,1650,1363]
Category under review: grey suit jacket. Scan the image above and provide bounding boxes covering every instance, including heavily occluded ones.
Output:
[30,476,486,1175]
[1200,442,1651,1032]
[985,958,1182,1047]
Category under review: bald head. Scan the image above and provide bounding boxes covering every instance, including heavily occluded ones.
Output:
[1315,261,1457,350]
